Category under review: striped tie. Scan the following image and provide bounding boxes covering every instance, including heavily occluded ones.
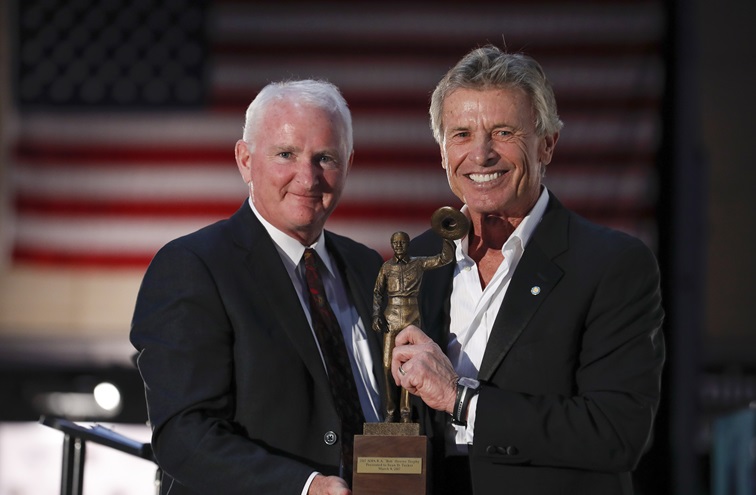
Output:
[302,248,364,484]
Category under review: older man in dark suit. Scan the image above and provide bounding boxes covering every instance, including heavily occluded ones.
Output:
[131,80,384,495]
[390,46,665,495]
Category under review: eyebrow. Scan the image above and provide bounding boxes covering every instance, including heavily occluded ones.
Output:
[446,125,470,134]
[315,147,340,155]
[447,122,516,134]
[271,144,300,153]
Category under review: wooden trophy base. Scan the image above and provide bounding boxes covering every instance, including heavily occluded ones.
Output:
[352,423,428,495]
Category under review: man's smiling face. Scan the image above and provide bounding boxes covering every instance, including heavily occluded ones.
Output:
[439,87,556,221]
[236,99,352,245]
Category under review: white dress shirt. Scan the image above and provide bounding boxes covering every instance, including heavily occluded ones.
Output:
[249,200,382,490]
[446,187,550,453]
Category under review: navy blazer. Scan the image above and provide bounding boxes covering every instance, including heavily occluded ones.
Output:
[131,202,385,494]
[410,193,665,495]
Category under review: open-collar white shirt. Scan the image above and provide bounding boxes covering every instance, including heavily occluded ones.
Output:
[447,187,550,452]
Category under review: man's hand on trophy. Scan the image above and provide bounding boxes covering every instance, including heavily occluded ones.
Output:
[391,325,458,415]
[308,474,351,495]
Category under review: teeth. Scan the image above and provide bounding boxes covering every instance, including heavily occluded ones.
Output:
[468,172,503,183]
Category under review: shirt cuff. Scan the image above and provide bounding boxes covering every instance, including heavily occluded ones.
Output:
[463,393,479,444]
[301,471,319,495]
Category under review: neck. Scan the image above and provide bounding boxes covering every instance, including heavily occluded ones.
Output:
[467,213,520,264]
[292,228,322,248]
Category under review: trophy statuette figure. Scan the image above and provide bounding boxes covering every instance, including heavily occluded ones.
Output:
[355,206,469,495]
[372,206,470,423]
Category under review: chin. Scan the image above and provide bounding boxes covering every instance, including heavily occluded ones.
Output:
[464,195,501,211]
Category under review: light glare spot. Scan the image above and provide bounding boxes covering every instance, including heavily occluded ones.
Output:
[93,382,121,411]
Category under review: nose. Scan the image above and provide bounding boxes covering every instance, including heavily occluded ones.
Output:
[296,159,321,189]
[469,135,495,166]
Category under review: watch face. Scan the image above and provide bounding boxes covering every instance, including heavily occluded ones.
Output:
[458,377,480,390]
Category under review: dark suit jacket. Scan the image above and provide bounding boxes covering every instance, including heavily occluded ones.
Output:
[410,193,665,495]
[130,202,385,494]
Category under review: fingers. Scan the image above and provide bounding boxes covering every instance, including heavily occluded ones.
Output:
[308,475,350,495]
[391,326,430,384]
[394,324,432,347]
[391,343,417,385]
[389,331,460,413]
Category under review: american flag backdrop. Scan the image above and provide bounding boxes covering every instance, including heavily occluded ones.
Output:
[5,0,666,268]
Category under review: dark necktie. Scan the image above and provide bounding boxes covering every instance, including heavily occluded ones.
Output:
[302,248,365,484]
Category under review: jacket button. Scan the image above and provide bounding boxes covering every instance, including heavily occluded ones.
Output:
[324,431,338,445]
[486,445,498,455]
[506,446,519,456]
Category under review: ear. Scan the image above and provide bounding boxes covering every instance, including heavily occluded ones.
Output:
[439,143,448,169]
[235,140,253,184]
[539,132,559,165]
[345,150,354,174]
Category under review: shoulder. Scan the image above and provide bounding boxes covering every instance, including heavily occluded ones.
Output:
[409,229,443,257]
[156,217,232,259]
[326,230,381,258]
[569,211,653,259]
[325,230,384,271]
[545,207,661,285]
[541,193,655,261]
[149,204,253,267]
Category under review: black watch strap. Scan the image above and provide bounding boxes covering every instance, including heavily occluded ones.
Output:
[451,378,480,426]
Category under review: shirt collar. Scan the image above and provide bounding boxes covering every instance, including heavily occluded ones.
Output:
[247,198,335,277]
[512,185,549,252]
[455,186,550,261]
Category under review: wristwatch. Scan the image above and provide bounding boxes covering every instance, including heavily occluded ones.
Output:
[451,377,481,427]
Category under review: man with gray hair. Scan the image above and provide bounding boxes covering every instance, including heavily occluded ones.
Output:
[132,79,385,495]
[390,46,665,495]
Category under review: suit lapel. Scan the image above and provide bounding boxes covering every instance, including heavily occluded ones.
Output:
[477,195,569,381]
[327,235,372,324]
[229,204,332,393]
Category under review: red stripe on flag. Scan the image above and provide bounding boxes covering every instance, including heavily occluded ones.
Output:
[14,196,459,222]
[12,247,158,269]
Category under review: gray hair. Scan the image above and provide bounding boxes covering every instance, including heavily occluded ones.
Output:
[429,45,563,143]
[242,79,353,156]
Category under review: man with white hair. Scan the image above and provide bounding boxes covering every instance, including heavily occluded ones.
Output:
[132,80,384,495]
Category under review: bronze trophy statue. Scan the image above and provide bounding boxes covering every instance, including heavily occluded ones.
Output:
[372,206,470,423]
[353,207,469,495]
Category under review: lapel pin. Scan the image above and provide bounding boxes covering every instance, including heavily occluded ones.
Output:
[530,286,541,295]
